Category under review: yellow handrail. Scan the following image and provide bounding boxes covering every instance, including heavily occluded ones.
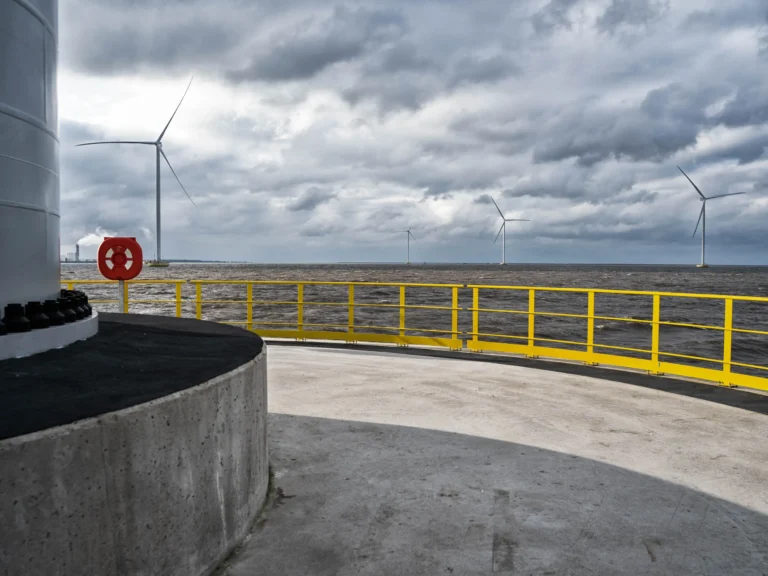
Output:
[61,279,768,392]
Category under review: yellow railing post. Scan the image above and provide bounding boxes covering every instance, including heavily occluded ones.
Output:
[246,283,253,332]
[67,281,74,290]
[399,286,406,339]
[122,281,129,314]
[297,283,304,334]
[195,283,202,320]
[651,293,661,374]
[586,291,596,364]
[175,282,183,318]
[348,285,355,340]
[472,287,479,346]
[722,298,734,387]
[452,286,459,348]
[527,289,536,357]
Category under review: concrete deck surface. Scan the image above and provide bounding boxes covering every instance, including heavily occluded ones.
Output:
[219,346,768,575]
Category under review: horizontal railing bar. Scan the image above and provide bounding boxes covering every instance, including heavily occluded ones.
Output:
[471,333,652,356]
[224,321,456,335]
[190,280,463,288]
[467,284,768,302]
[198,299,458,312]
[590,342,652,355]
[730,360,768,372]
[531,336,592,348]
[657,350,723,364]
[730,326,768,337]
[63,279,186,284]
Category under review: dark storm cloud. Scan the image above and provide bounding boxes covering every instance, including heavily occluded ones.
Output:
[531,0,582,35]
[697,134,768,166]
[532,83,727,166]
[596,0,669,35]
[227,6,406,83]
[681,1,768,31]
[287,187,338,211]
[446,54,521,88]
[61,0,240,74]
[715,83,768,128]
[473,194,494,205]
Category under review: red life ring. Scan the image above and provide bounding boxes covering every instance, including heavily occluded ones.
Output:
[97,237,143,280]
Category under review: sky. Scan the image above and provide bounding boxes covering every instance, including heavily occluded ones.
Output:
[58,0,768,264]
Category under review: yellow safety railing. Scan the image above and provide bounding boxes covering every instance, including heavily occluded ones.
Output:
[466,285,768,392]
[62,280,186,316]
[188,280,464,350]
[62,279,768,392]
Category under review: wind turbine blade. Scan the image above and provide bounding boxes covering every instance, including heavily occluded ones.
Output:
[505,219,530,222]
[490,197,505,219]
[493,221,504,244]
[76,141,155,146]
[160,149,196,207]
[157,77,194,142]
[677,165,705,199]
[706,192,747,200]
[408,231,416,240]
[692,204,704,238]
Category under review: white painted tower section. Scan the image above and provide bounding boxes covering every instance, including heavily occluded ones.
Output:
[0,0,60,314]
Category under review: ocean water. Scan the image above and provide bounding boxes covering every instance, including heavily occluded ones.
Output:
[61,263,768,376]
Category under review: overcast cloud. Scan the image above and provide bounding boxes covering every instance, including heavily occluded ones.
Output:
[58,0,768,264]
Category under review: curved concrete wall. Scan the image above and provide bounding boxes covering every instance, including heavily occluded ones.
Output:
[0,0,61,314]
[0,348,268,576]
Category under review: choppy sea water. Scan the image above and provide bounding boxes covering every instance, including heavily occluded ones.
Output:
[62,263,768,376]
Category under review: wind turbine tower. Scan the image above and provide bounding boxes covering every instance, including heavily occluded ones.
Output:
[677,166,745,268]
[403,228,415,264]
[76,78,197,266]
[491,198,529,265]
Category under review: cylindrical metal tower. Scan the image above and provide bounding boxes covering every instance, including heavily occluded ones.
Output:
[0,0,60,315]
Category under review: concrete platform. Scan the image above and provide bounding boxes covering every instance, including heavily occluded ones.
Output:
[0,314,268,576]
[220,346,768,576]
[0,312,264,440]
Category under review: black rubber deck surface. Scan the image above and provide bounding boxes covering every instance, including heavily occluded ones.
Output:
[0,313,264,440]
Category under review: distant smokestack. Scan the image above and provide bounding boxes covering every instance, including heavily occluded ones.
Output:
[75,244,80,262]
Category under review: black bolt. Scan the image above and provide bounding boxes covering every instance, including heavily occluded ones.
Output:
[58,298,77,323]
[44,300,66,326]
[25,302,50,330]
[3,303,31,333]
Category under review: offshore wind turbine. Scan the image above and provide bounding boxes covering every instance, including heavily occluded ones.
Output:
[491,197,529,265]
[402,228,415,264]
[76,78,197,266]
[678,166,745,268]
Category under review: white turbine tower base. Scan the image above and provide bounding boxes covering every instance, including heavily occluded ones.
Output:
[76,78,197,266]
[491,197,529,265]
[678,166,745,269]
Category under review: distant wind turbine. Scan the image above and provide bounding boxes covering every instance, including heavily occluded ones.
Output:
[677,166,745,268]
[76,78,197,266]
[491,197,529,265]
[401,228,416,264]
